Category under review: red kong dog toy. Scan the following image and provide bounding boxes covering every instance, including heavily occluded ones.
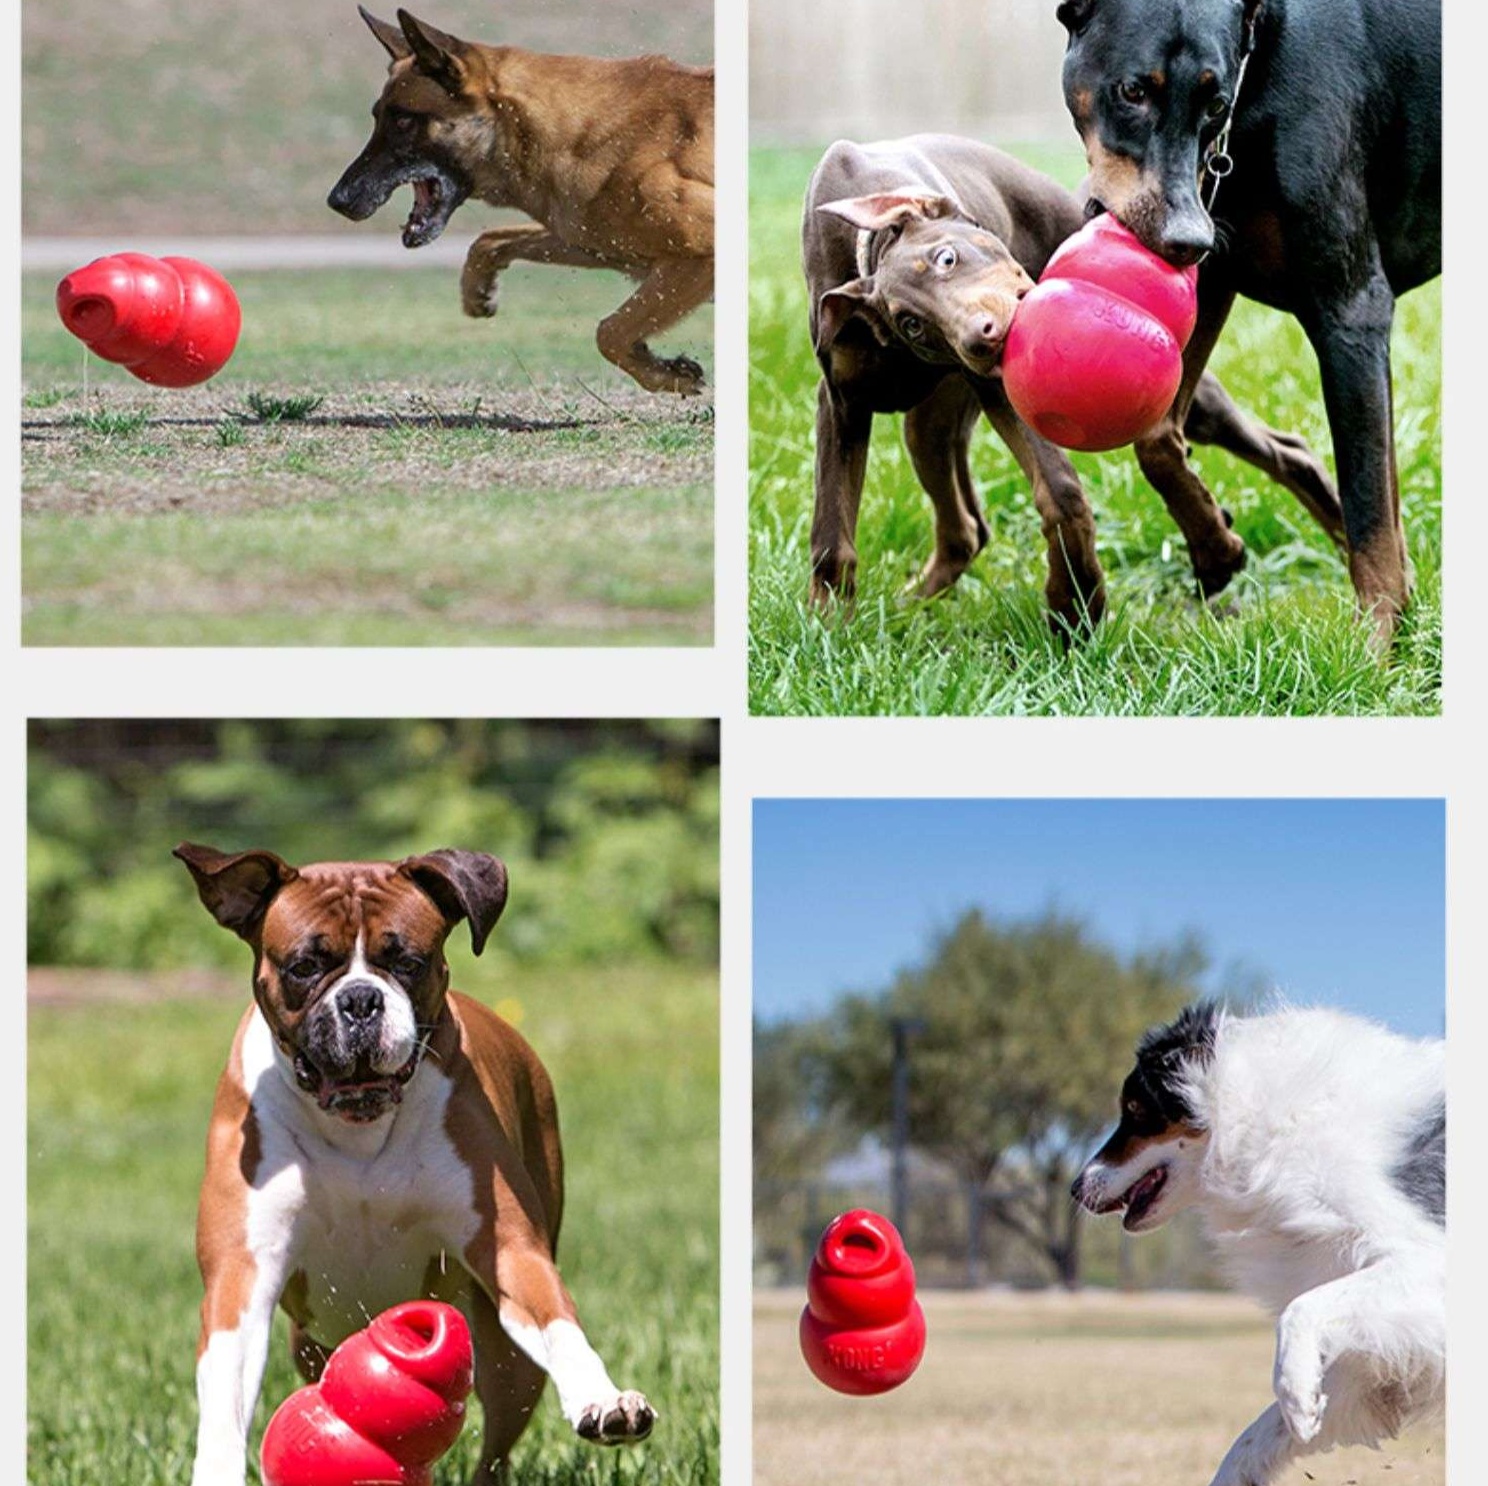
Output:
[260,1301,474,1486]
[799,1209,926,1395]
[54,253,241,387]
[1002,214,1198,452]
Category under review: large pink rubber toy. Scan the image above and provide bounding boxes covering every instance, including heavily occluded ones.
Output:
[260,1301,474,1486]
[1002,214,1199,452]
[799,1209,926,1395]
[55,253,241,387]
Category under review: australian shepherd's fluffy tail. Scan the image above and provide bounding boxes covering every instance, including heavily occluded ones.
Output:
[1073,1003,1444,1486]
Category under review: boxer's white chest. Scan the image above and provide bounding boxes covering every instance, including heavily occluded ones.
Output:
[241,1012,482,1346]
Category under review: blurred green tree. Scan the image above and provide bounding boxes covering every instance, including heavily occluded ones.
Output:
[780,908,1204,1288]
[28,719,718,971]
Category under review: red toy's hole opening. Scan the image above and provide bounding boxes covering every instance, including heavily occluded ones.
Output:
[66,296,114,338]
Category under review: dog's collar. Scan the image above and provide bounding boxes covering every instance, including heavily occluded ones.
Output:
[1203,5,1262,209]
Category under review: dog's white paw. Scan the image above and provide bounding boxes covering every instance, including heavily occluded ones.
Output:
[1274,1354,1327,1442]
[575,1389,657,1445]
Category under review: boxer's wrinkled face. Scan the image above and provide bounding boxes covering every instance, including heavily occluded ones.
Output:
[175,845,508,1124]
[256,865,453,1122]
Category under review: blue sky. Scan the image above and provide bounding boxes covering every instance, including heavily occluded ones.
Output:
[753,799,1444,1037]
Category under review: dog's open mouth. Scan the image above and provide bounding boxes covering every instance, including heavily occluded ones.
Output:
[402,171,467,249]
[1114,1164,1169,1230]
[294,1049,421,1123]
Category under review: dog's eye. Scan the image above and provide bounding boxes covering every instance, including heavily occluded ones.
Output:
[898,313,925,341]
[1118,78,1148,104]
[1126,1099,1146,1119]
[283,958,320,983]
[392,954,427,980]
[1206,96,1230,121]
[932,246,958,271]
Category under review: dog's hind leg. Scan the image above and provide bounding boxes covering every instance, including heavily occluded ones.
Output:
[465,1283,547,1485]
[1208,1403,1304,1486]
[595,257,714,395]
[461,226,617,319]
[902,377,988,598]
[1184,372,1346,547]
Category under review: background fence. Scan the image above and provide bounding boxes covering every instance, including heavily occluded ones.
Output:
[750,0,1073,145]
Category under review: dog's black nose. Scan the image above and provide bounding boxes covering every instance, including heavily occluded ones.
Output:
[339,981,384,1024]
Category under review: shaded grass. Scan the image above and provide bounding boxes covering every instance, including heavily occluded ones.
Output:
[754,1290,1443,1486]
[28,960,718,1485]
[22,266,713,646]
[748,145,1441,716]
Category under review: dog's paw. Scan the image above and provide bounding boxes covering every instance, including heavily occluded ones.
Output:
[1274,1353,1326,1443]
[653,353,706,397]
[460,271,501,319]
[575,1389,657,1446]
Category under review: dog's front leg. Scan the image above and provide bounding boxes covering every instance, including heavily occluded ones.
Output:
[191,1168,306,1486]
[461,227,616,319]
[1272,1257,1444,1447]
[1299,263,1411,642]
[489,1247,657,1445]
[809,378,873,609]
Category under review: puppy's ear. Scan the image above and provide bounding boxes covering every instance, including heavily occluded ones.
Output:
[814,280,886,355]
[399,850,509,955]
[817,193,956,233]
[174,843,299,940]
[359,5,412,61]
[397,9,469,90]
[1056,0,1098,35]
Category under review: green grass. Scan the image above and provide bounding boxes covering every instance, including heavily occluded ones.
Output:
[28,959,718,1485]
[23,266,714,646]
[748,145,1442,716]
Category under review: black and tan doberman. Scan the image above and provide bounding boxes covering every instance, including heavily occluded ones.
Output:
[1057,0,1440,640]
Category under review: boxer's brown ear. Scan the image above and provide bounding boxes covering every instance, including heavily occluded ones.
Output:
[174,843,299,940]
[399,849,509,955]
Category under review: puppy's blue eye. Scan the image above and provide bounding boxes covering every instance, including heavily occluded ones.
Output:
[899,314,925,340]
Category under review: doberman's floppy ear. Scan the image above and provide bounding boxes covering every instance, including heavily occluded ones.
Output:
[397,9,469,90]
[359,5,412,61]
[817,193,957,233]
[814,280,884,355]
[1056,0,1099,35]
[174,843,299,941]
[399,849,509,956]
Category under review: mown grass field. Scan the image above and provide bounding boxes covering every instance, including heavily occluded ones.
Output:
[755,1289,1444,1486]
[749,145,1442,715]
[22,265,713,646]
[28,961,719,1485]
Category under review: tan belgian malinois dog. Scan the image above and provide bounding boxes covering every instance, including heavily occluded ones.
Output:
[329,8,714,395]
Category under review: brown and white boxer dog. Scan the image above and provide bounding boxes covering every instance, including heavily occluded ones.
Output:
[174,843,655,1486]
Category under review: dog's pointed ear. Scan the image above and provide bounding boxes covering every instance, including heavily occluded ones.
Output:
[1057,0,1099,35]
[397,9,468,90]
[359,5,412,61]
[817,193,956,233]
[174,843,299,940]
[399,849,509,955]
[814,279,883,355]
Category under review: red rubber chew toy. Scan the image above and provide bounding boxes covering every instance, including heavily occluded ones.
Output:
[1002,214,1198,452]
[55,253,241,387]
[799,1208,926,1395]
[260,1301,474,1486]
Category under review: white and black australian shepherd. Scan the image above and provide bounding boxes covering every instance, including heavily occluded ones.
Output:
[1073,1003,1444,1486]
